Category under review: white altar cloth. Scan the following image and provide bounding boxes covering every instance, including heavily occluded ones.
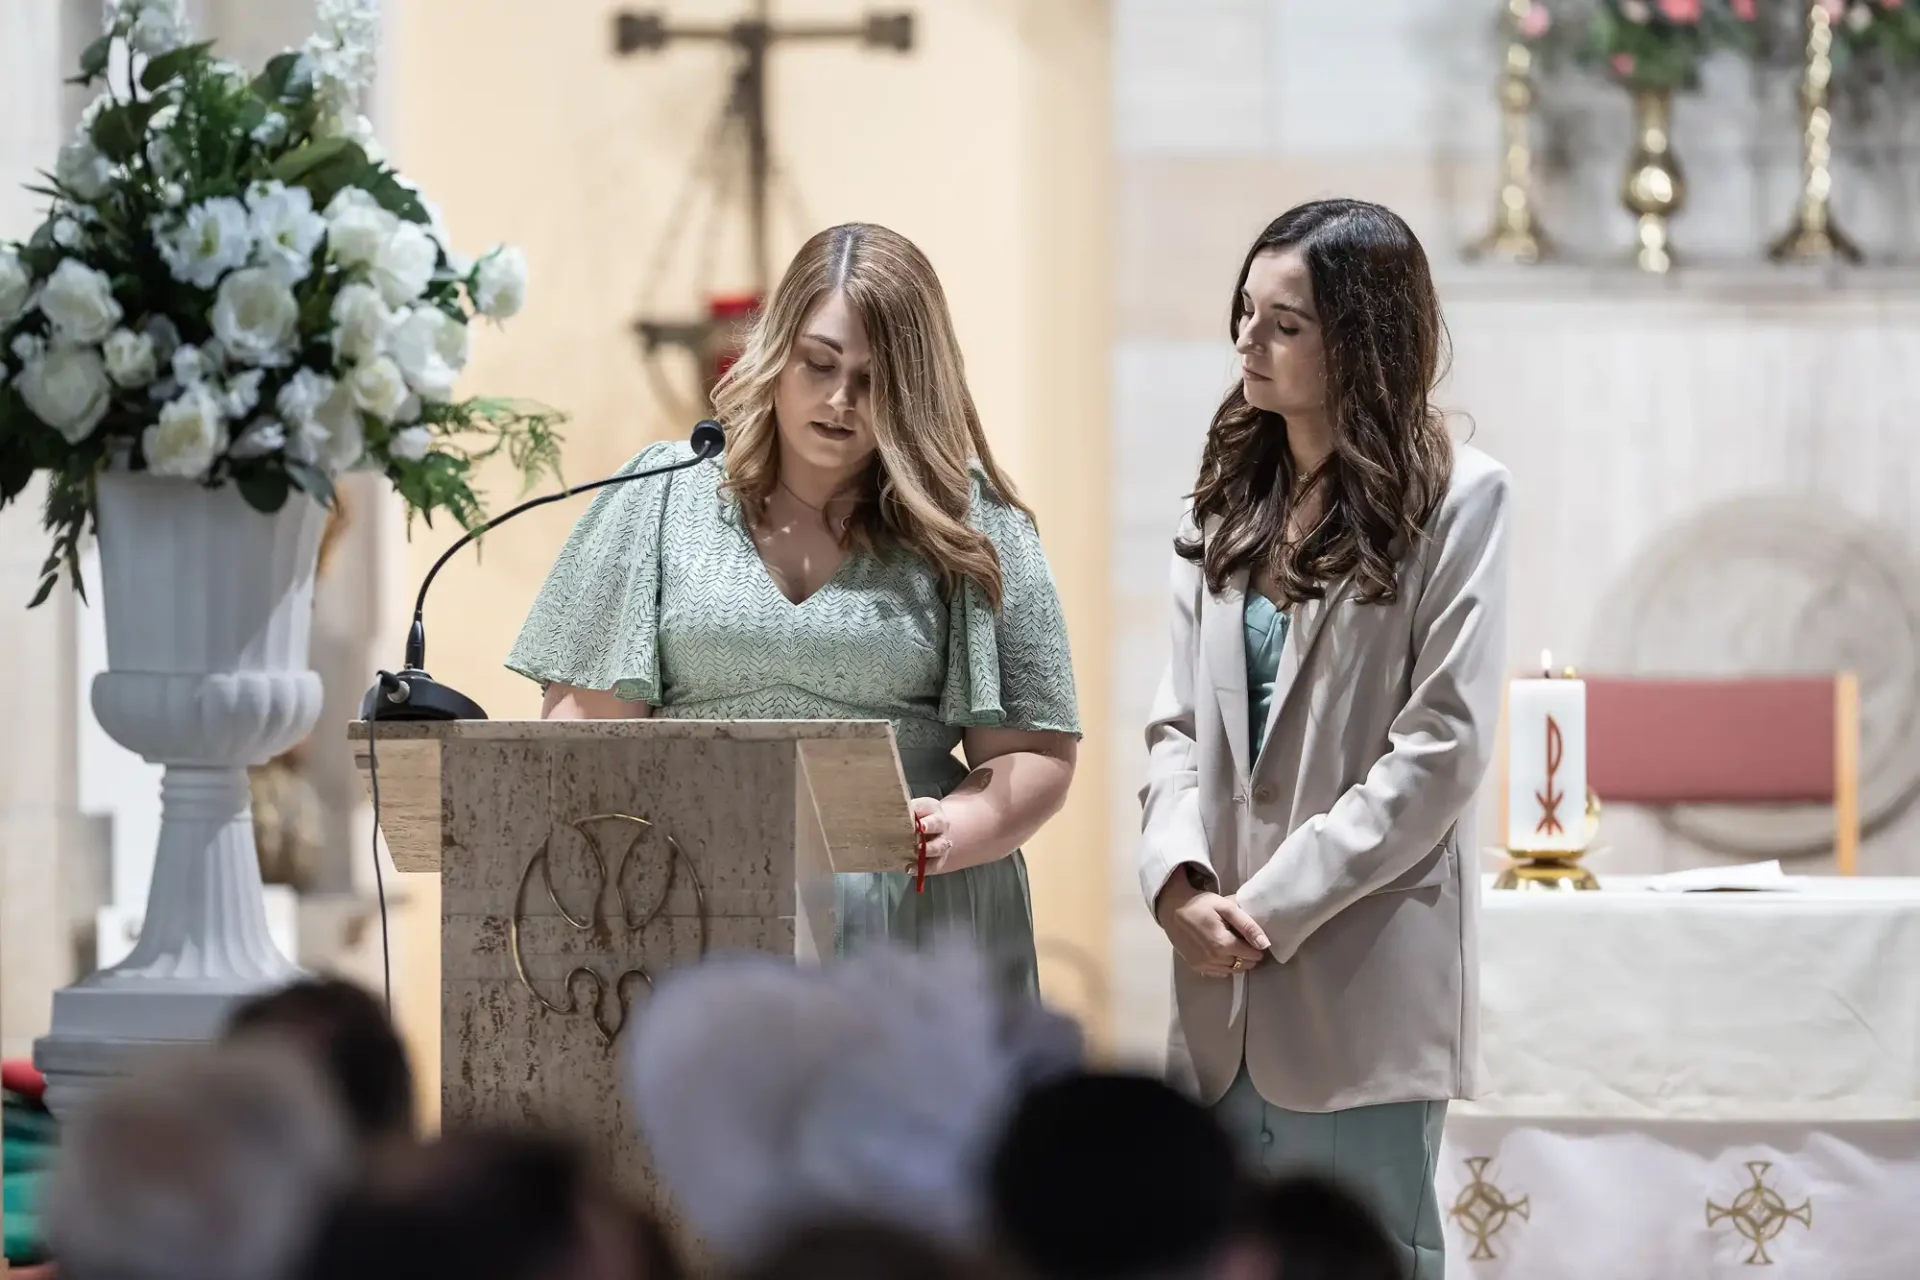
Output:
[1438,876,1920,1278]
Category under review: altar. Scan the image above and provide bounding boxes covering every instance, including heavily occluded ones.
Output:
[1438,875,1920,1278]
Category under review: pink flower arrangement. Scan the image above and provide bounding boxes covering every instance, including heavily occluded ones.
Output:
[1658,0,1703,22]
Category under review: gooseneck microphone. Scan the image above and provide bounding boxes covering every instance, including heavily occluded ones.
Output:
[358,418,725,722]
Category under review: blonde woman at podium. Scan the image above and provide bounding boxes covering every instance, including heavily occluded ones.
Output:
[507,223,1080,997]
[1138,200,1509,1280]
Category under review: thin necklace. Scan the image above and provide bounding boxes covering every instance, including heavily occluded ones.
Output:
[777,479,829,513]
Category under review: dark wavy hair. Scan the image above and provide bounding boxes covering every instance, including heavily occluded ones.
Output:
[1177,199,1453,604]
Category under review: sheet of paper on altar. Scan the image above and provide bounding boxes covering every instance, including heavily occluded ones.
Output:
[1643,860,1807,893]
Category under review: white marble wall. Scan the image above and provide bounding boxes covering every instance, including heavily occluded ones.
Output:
[1106,0,1920,1064]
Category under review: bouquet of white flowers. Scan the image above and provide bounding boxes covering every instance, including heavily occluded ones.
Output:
[0,0,562,606]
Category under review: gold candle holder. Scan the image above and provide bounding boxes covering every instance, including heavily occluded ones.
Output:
[1493,787,1603,891]
[1470,0,1553,264]
[1622,88,1685,274]
[1770,1,1862,264]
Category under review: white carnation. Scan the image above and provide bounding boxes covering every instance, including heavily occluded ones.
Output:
[153,197,253,290]
[171,342,211,387]
[329,282,394,364]
[315,380,366,470]
[0,249,33,325]
[126,0,191,56]
[18,343,112,443]
[323,187,398,271]
[371,221,438,307]
[38,258,123,344]
[211,267,298,368]
[472,245,528,320]
[251,112,289,148]
[246,182,327,286]
[55,138,114,202]
[387,425,432,462]
[275,367,337,428]
[229,416,288,459]
[222,369,266,419]
[388,306,468,402]
[103,328,159,388]
[143,384,228,479]
[347,355,409,420]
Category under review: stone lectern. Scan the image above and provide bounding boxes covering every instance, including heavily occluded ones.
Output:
[347,718,915,1214]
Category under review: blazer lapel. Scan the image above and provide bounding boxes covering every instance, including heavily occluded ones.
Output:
[1207,565,1253,785]
[1253,574,1354,771]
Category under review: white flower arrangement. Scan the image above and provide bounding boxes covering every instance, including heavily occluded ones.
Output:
[0,0,559,605]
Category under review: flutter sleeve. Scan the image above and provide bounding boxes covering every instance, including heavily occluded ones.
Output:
[939,471,1082,736]
[504,439,687,704]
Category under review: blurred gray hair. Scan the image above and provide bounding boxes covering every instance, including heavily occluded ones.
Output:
[46,1041,355,1280]
[626,937,1084,1265]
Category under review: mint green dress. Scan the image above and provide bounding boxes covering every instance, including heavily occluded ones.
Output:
[505,441,1081,996]
[1219,592,1446,1280]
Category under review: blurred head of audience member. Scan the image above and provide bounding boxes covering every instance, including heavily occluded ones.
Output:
[223,975,415,1151]
[736,1219,990,1280]
[986,1071,1257,1280]
[626,940,1082,1265]
[1231,1173,1400,1280]
[298,1127,677,1280]
[46,1043,353,1280]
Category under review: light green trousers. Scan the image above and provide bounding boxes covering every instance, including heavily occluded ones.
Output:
[1216,1067,1447,1280]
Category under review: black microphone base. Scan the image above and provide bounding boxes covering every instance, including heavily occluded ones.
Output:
[360,669,489,722]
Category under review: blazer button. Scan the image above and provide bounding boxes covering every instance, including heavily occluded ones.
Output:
[1253,784,1275,804]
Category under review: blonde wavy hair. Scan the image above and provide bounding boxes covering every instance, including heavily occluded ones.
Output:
[711,223,1028,609]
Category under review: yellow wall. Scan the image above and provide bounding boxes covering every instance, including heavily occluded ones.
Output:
[387,0,1113,1045]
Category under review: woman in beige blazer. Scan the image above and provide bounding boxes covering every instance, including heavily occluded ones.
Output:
[1139,199,1509,1280]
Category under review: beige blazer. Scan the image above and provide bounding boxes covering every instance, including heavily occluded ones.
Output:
[1138,445,1510,1113]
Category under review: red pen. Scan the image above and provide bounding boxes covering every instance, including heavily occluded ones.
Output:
[913,815,929,894]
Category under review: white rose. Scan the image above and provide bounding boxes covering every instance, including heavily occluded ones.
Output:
[229,416,288,459]
[223,369,266,419]
[102,328,158,388]
[0,248,33,324]
[211,267,298,367]
[143,385,228,479]
[315,381,366,471]
[247,182,327,286]
[347,355,409,420]
[153,197,253,290]
[38,258,123,344]
[18,343,112,443]
[472,245,528,320]
[55,139,114,202]
[329,282,394,364]
[52,219,83,249]
[324,188,399,271]
[12,332,45,365]
[387,425,432,462]
[371,221,438,307]
[387,306,468,402]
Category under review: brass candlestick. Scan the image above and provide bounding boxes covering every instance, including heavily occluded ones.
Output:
[1622,88,1685,274]
[1470,0,1552,263]
[1493,788,1603,891]
[1770,1,1862,263]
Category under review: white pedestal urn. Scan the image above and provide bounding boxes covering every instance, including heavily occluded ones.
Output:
[34,472,327,1118]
